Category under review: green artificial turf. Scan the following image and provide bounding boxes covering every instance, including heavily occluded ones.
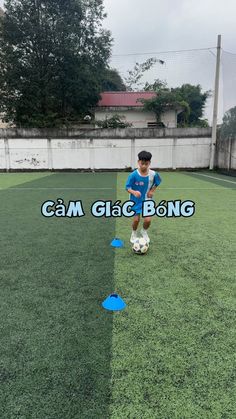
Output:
[0,171,235,418]
[0,173,117,419]
[111,171,236,419]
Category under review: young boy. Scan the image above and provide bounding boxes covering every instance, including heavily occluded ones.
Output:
[125,150,162,244]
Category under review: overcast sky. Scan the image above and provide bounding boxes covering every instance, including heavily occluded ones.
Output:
[103,0,236,122]
[103,0,236,54]
[0,0,236,122]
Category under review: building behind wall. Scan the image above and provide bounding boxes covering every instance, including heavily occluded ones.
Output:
[95,91,183,128]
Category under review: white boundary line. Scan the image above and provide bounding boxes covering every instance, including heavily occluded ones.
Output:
[192,172,236,185]
[0,187,113,190]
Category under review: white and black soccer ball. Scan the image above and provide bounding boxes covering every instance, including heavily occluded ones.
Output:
[132,237,149,255]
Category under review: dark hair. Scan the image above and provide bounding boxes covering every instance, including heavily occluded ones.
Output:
[138,150,152,161]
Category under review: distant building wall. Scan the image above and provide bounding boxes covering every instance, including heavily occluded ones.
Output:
[160,110,177,128]
[0,114,11,128]
[0,127,212,170]
[95,108,177,128]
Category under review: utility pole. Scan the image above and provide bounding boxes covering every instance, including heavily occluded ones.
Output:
[210,34,221,170]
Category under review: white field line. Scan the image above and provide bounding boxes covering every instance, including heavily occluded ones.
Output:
[192,172,236,185]
[0,187,113,190]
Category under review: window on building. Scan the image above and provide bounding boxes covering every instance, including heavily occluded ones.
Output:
[147,122,165,128]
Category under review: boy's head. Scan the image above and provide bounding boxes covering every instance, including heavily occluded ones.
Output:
[138,150,152,172]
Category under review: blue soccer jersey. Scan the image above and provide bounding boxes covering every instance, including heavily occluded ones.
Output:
[125,169,162,214]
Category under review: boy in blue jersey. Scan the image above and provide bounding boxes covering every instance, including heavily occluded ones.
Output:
[125,150,161,244]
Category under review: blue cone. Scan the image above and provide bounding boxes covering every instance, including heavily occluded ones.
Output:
[102,293,126,311]
[110,237,124,248]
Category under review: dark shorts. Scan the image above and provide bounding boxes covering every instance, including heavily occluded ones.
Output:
[132,203,142,215]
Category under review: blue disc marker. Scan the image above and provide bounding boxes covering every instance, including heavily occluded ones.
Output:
[110,238,124,248]
[102,293,126,311]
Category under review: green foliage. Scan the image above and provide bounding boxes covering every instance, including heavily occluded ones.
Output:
[122,55,210,127]
[0,0,112,127]
[172,84,211,127]
[95,114,132,128]
[141,79,210,127]
[144,78,168,92]
[125,58,165,91]
[101,68,126,91]
[142,91,190,124]
[221,106,236,138]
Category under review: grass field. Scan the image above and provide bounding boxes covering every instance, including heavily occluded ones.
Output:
[0,171,235,419]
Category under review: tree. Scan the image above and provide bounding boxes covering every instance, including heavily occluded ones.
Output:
[144,78,168,92]
[0,0,112,127]
[125,58,165,91]
[123,56,210,127]
[101,68,126,91]
[142,90,190,125]
[221,106,236,138]
[95,114,132,128]
[142,81,210,127]
[171,84,211,127]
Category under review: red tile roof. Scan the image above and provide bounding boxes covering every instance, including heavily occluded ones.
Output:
[97,91,157,107]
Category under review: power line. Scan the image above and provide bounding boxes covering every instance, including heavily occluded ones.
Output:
[222,49,236,56]
[112,47,217,57]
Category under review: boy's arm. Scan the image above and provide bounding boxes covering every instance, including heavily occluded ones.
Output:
[127,187,137,194]
[147,185,157,198]
[127,187,141,197]
[126,173,141,197]
[152,173,161,191]
[149,185,158,193]
[147,173,161,197]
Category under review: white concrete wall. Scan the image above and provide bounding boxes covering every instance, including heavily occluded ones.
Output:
[216,137,236,170]
[0,128,212,170]
[174,137,211,169]
[95,109,177,128]
[8,138,48,170]
[0,139,5,169]
[51,139,91,169]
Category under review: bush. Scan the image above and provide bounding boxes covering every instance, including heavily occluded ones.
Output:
[95,114,132,129]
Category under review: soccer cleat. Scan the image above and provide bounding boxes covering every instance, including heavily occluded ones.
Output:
[130,230,138,243]
[140,228,150,244]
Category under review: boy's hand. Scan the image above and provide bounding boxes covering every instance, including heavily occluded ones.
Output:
[147,190,154,198]
[133,191,141,198]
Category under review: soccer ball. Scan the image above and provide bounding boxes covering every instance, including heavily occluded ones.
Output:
[132,237,149,255]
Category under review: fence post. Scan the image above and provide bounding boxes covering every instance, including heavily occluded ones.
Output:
[172,138,177,170]
[228,136,232,171]
[131,138,135,169]
[90,138,95,171]
[47,138,53,170]
[4,138,10,172]
[210,34,221,170]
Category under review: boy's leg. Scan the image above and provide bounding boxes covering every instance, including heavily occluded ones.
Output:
[132,214,140,231]
[143,217,151,230]
[140,216,151,243]
[130,214,140,243]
